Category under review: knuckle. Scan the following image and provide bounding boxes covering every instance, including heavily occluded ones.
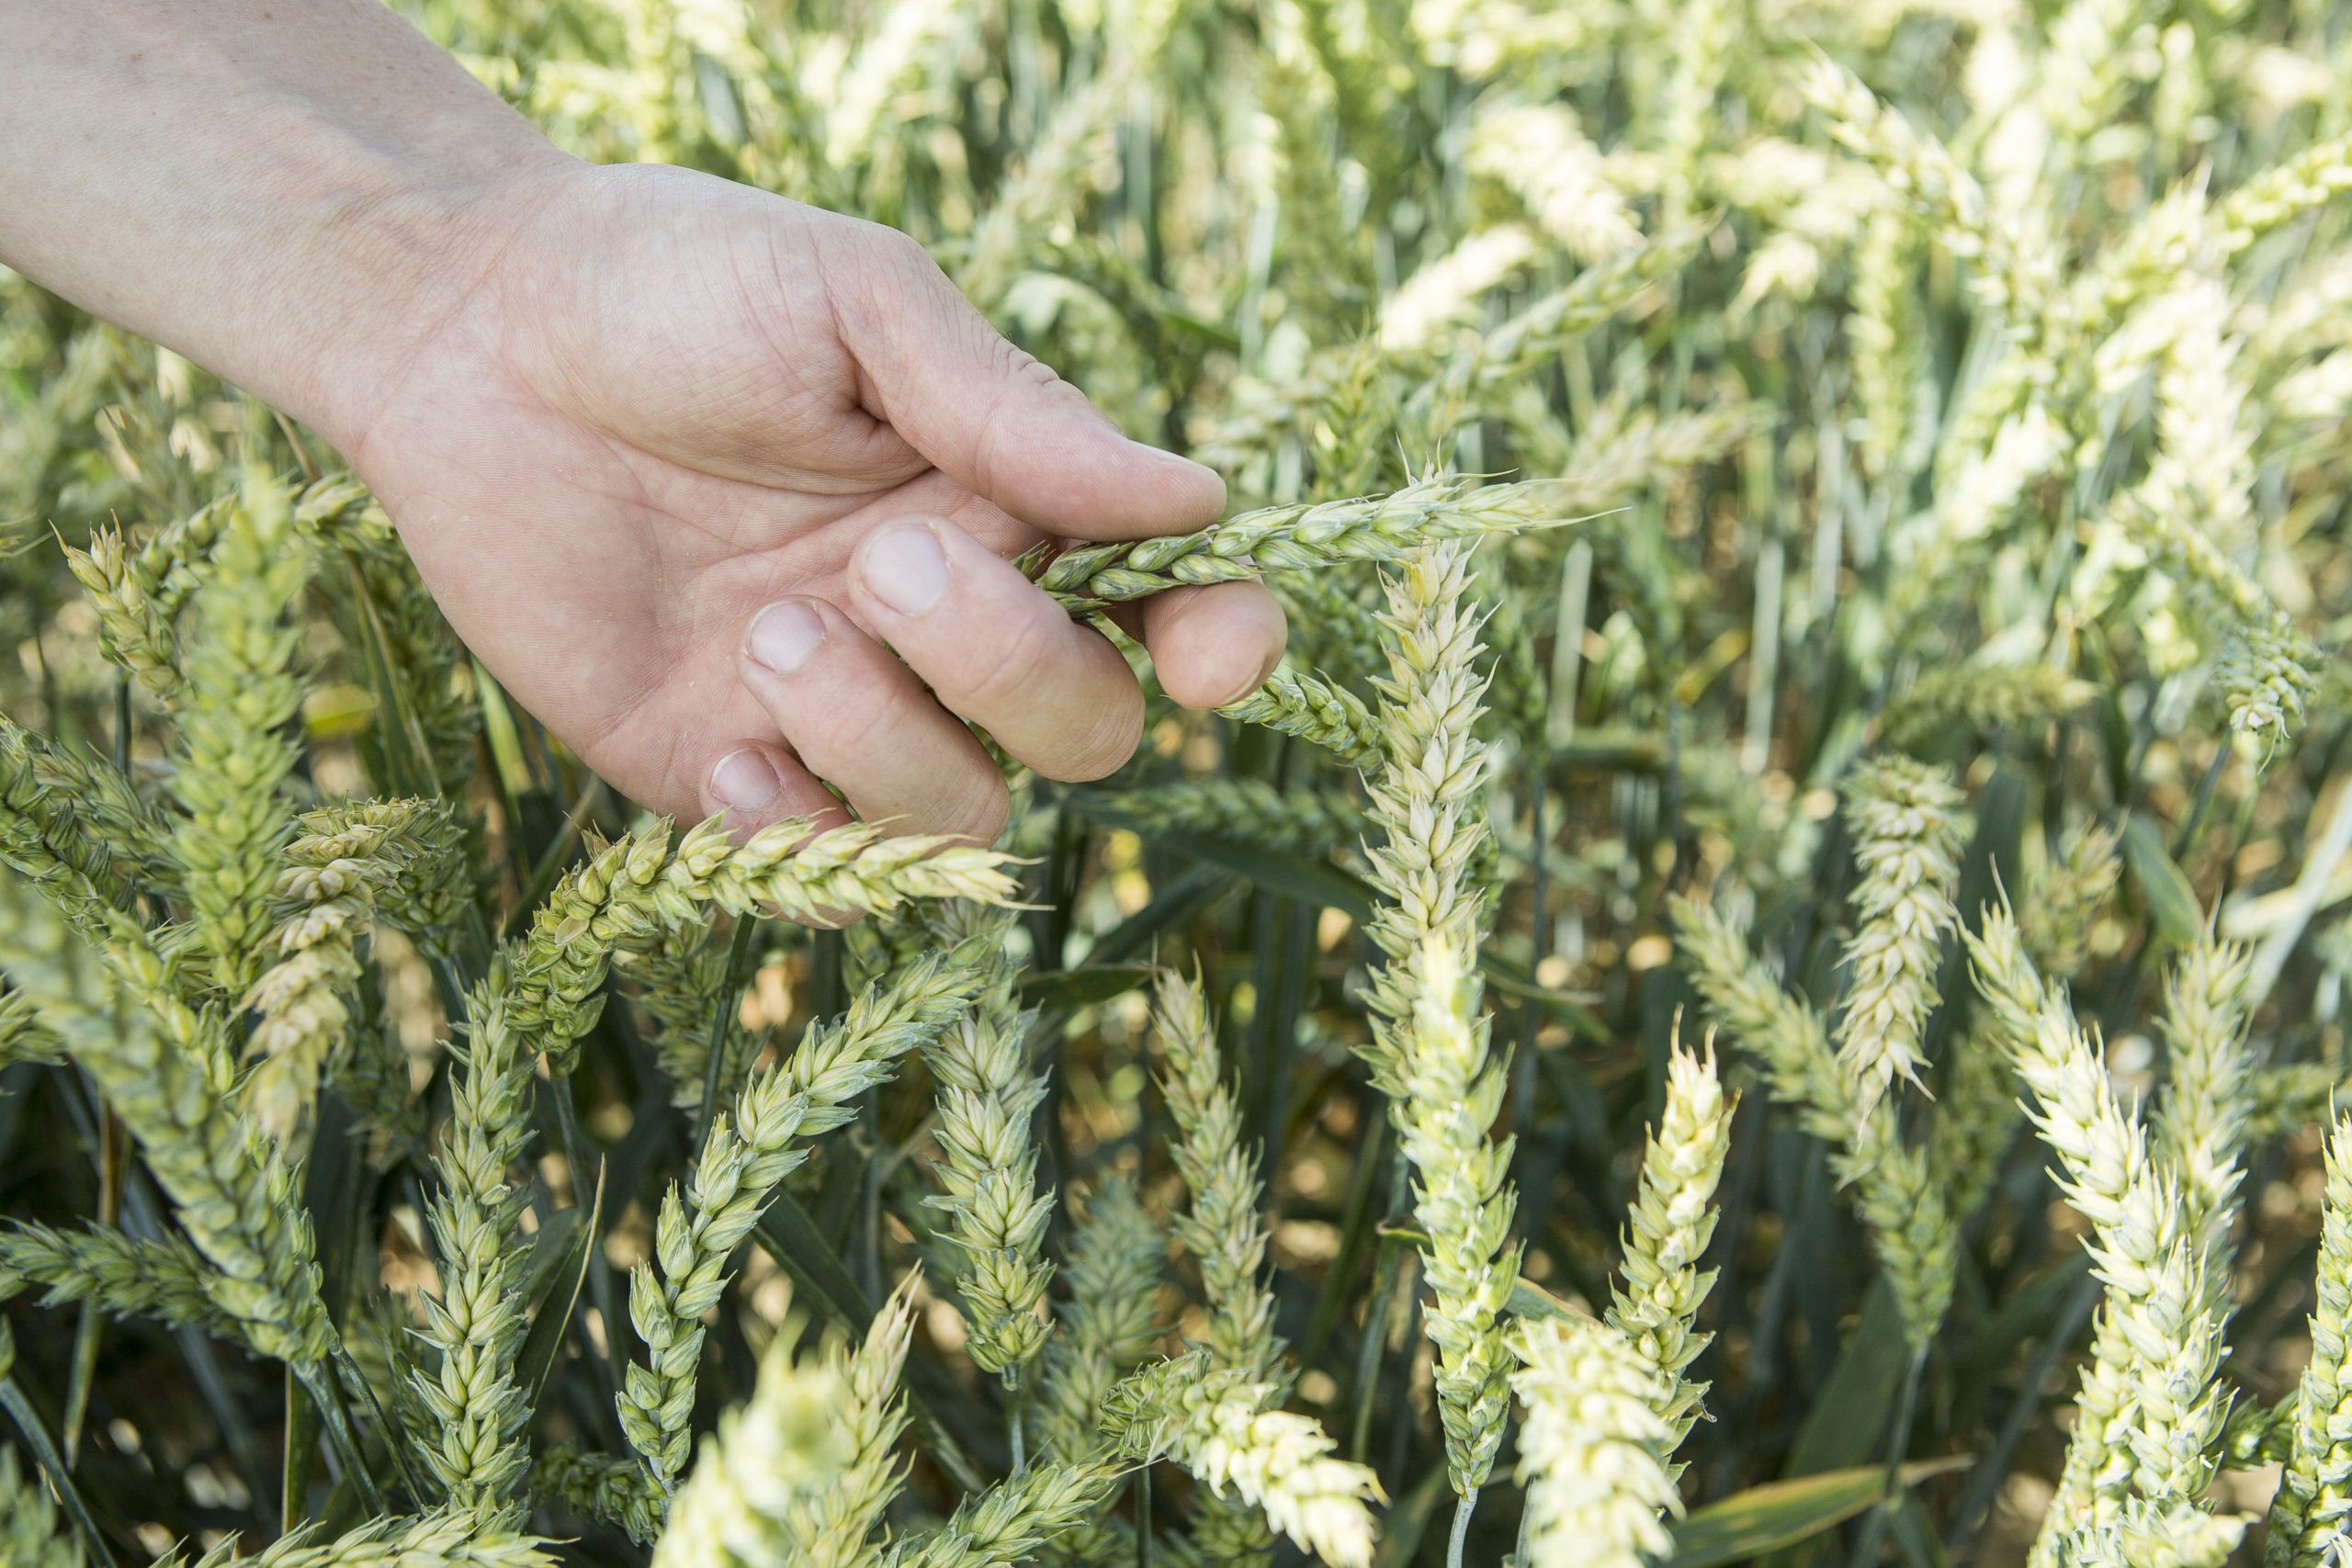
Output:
[1051,696,1145,782]
[935,772,1012,847]
[952,611,1057,714]
[797,676,921,768]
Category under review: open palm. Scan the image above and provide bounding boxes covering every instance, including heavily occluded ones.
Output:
[340,162,1284,843]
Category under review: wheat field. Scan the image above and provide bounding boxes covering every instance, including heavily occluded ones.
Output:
[0,1,2349,1566]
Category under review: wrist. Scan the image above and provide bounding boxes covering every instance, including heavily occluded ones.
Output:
[0,0,577,457]
[277,145,578,457]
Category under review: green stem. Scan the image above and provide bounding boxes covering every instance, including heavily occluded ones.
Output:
[1446,1485,1478,1568]
[694,915,759,1152]
[297,1360,388,1517]
[1351,1151,1413,1465]
[283,1367,319,1531]
[1846,1346,1927,1568]
[111,676,130,775]
[334,1343,429,1510]
[547,1072,626,1405]
[61,1298,98,1466]
[1,1376,117,1567]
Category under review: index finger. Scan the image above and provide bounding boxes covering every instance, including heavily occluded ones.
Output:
[820,220,1227,541]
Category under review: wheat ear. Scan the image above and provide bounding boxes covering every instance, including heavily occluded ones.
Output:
[1509,1315,1680,1568]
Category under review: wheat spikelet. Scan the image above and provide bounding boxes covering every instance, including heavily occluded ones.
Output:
[1607,1038,1733,1448]
[412,982,539,1508]
[76,917,335,1369]
[1032,1180,1163,1565]
[176,1511,556,1568]
[0,1446,79,1568]
[1965,909,2229,1553]
[1154,967,1283,1562]
[535,1443,665,1545]
[1076,781,1366,858]
[1217,667,1384,769]
[0,716,140,942]
[786,1281,922,1568]
[650,1330,847,1568]
[2052,1502,2247,1568]
[1469,103,1640,263]
[1836,755,1969,1110]
[0,1220,234,1337]
[1928,1017,2024,1227]
[1377,227,1538,354]
[2265,1116,2352,1566]
[921,903,1057,1384]
[1105,1353,1380,1568]
[167,470,314,996]
[2151,934,2256,1307]
[1509,1315,1679,1568]
[1883,663,2098,753]
[614,917,752,1111]
[0,982,63,1071]
[2022,822,2122,980]
[242,797,469,1138]
[620,951,981,1485]
[877,1460,1125,1568]
[1671,896,1955,1348]
[1353,540,1521,1502]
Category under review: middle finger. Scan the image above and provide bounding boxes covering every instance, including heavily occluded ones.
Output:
[845,513,1145,782]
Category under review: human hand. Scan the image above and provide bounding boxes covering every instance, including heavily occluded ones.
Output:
[331,161,1283,844]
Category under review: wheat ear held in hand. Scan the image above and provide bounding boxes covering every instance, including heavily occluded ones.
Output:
[1029,476,1567,611]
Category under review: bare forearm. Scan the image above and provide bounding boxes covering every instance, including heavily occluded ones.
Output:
[0,0,571,445]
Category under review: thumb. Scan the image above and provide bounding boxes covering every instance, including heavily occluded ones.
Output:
[831,225,1227,540]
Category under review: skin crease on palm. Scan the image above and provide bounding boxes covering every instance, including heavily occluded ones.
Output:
[0,2,1290,851]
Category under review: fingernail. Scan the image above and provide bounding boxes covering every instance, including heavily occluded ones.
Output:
[862,524,950,615]
[709,748,782,813]
[747,600,826,673]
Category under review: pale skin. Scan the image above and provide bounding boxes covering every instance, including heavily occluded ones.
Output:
[0,1,1287,845]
